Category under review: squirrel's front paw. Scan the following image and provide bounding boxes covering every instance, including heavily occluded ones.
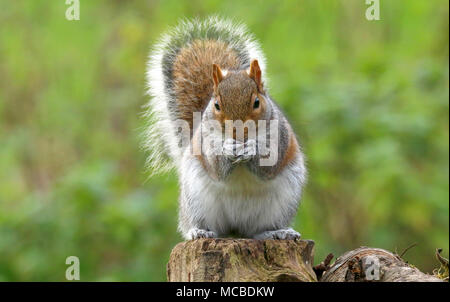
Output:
[186,228,217,240]
[242,139,257,160]
[222,138,244,160]
[253,228,301,240]
[223,138,256,163]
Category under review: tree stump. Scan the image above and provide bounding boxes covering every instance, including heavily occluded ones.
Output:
[167,238,317,282]
[167,240,445,282]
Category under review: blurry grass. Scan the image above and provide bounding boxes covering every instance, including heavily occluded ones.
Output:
[0,0,448,281]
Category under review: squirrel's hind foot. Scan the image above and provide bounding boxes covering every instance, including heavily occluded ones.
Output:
[186,228,218,240]
[253,228,301,240]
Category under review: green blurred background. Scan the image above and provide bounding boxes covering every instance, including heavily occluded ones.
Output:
[0,0,448,281]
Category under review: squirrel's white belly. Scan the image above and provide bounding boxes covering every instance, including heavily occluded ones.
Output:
[180,156,304,237]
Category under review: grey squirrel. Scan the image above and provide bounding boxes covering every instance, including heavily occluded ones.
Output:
[144,17,307,240]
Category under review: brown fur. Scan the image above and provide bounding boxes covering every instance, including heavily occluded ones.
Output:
[172,40,241,128]
[247,59,263,92]
[280,132,300,170]
[212,70,267,141]
[192,129,219,180]
[173,41,297,170]
[214,71,258,120]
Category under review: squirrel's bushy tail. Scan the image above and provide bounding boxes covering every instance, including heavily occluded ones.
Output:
[143,16,266,175]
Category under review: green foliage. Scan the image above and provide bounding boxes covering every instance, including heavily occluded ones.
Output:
[0,0,448,281]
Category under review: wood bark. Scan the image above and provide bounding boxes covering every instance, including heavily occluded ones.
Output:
[320,246,443,282]
[167,239,444,282]
[167,238,317,282]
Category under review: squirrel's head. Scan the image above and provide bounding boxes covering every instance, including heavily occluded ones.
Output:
[211,59,267,125]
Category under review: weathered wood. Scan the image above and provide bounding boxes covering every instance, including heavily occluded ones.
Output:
[167,238,317,282]
[167,240,444,282]
[320,247,443,282]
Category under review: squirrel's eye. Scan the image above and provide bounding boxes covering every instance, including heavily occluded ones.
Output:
[253,97,260,109]
[214,100,220,111]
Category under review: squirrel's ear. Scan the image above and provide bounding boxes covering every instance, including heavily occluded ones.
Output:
[248,59,263,91]
[212,64,223,91]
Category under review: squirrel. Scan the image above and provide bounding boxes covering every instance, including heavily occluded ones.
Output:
[144,17,307,240]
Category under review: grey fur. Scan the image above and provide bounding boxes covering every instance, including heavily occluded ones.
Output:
[145,17,307,240]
